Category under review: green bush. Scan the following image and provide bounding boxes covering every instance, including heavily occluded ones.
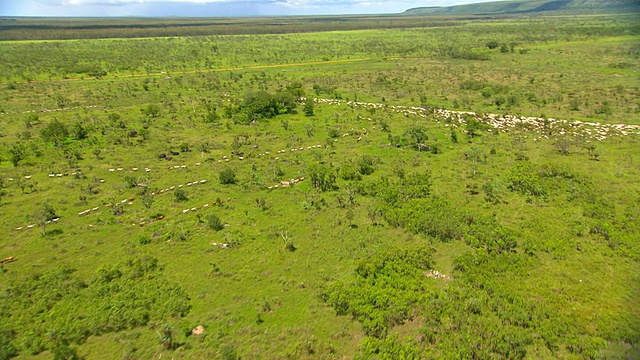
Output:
[219,167,236,185]
[208,214,224,231]
[174,188,189,202]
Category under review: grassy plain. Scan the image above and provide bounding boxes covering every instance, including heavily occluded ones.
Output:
[0,12,639,359]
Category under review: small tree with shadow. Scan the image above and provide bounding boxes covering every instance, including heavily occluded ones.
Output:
[219,168,236,185]
[208,214,224,231]
[281,229,296,252]
[174,189,189,202]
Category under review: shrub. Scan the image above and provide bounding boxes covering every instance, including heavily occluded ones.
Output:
[174,189,189,202]
[219,168,236,185]
[208,214,224,231]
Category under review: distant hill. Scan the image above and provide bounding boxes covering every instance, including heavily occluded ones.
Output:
[404,0,640,16]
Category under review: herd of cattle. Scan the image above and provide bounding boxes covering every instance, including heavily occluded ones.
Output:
[6,98,640,234]
[313,98,640,141]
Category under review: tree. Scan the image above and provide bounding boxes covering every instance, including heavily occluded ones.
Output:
[72,122,88,140]
[219,168,236,185]
[9,143,27,167]
[303,97,315,116]
[24,113,39,128]
[142,192,154,209]
[281,229,296,252]
[144,104,161,118]
[346,209,354,227]
[465,117,484,139]
[208,214,224,231]
[308,164,336,192]
[486,40,500,49]
[404,126,428,151]
[174,189,189,202]
[274,89,297,114]
[466,147,485,177]
[204,103,219,124]
[41,119,69,146]
[34,203,57,236]
[358,155,375,175]
[555,138,571,155]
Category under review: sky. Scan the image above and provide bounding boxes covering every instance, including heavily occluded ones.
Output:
[0,0,497,17]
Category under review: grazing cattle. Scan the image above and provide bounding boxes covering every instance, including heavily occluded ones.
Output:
[157,215,165,220]
[165,156,172,161]
[158,153,167,159]
[0,256,15,264]
[171,151,180,156]
[192,325,205,335]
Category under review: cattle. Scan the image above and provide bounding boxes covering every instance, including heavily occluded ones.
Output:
[171,151,180,156]
[0,256,15,264]
[158,153,167,159]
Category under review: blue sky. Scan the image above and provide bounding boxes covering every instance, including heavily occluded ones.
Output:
[0,0,496,17]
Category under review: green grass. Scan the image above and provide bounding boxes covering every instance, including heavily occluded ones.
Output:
[1,13,639,359]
